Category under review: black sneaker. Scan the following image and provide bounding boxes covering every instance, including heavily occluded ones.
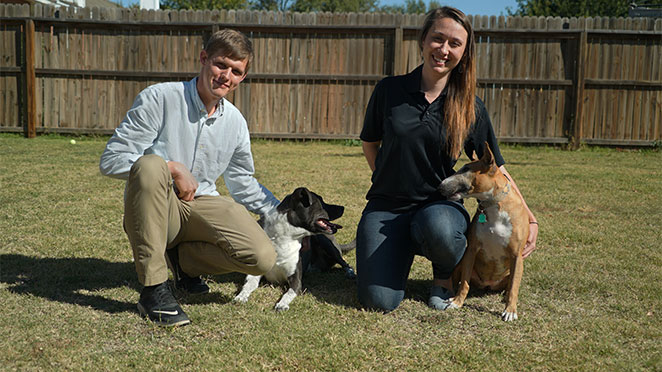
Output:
[137,282,191,327]
[166,247,210,295]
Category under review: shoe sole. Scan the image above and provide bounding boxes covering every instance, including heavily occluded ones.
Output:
[137,303,191,327]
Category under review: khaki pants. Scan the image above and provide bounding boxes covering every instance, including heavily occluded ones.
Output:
[124,154,276,286]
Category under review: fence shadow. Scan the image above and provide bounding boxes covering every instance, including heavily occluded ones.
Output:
[1,253,139,314]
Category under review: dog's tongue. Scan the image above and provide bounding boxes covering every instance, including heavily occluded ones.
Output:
[316,219,342,233]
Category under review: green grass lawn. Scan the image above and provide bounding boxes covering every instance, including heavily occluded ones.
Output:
[1,134,660,371]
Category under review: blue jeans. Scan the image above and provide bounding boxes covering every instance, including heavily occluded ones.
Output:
[356,200,470,312]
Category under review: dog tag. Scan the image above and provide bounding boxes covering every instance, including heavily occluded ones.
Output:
[478,212,487,223]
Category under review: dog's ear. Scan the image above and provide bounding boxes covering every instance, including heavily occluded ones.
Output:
[277,187,311,214]
[322,202,344,221]
[295,187,313,207]
[480,142,495,167]
[480,142,499,176]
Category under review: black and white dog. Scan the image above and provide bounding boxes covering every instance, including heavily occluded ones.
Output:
[233,187,353,311]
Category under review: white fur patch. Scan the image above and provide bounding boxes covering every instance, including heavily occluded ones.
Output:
[233,274,261,303]
[274,288,298,311]
[469,187,495,202]
[235,208,316,307]
[476,207,513,261]
[261,211,313,284]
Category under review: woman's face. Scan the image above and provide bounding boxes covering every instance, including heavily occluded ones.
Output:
[421,17,468,79]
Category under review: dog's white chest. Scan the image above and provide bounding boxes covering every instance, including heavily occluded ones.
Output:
[262,213,309,284]
[264,239,300,283]
[476,208,513,257]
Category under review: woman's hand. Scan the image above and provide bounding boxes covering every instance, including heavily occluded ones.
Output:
[522,222,538,258]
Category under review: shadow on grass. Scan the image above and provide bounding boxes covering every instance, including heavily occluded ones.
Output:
[1,253,363,313]
[208,269,362,310]
[405,278,505,318]
[1,254,139,314]
[301,268,361,309]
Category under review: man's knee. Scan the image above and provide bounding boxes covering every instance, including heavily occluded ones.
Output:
[128,154,169,188]
[244,241,276,275]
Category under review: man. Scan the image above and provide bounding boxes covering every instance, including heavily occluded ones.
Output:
[100,29,278,327]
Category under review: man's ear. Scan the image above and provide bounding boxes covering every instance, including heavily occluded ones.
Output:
[199,50,208,65]
[238,59,249,83]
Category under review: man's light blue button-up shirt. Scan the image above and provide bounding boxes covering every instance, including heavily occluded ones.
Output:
[100,78,278,215]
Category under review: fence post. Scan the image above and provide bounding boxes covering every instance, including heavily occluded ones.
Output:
[393,24,404,76]
[571,30,587,149]
[24,19,36,138]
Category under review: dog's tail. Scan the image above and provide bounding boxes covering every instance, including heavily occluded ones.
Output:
[338,238,356,254]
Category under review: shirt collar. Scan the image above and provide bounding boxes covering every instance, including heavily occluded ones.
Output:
[406,64,449,99]
[188,77,224,120]
[405,65,424,94]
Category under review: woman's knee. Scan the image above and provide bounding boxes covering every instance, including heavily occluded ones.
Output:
[412,203,467,258]
[358,284,404,313]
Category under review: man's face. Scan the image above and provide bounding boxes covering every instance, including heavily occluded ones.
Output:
[197,49,248,104]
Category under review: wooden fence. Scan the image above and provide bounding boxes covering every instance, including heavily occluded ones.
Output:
[1,4,661,147]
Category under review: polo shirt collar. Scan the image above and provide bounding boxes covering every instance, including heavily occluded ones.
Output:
[405,64,449,101]
[405,65,424,93]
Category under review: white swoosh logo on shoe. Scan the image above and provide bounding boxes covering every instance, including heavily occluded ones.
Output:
[153,310,179,316]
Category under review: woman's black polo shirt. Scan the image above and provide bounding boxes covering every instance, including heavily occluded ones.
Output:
[360,65,505,212]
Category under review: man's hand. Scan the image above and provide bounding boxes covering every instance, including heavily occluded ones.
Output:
[167,161,198,201]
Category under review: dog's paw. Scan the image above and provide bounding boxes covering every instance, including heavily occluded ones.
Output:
[445,300,460,310]
[233,294,250,303]
[274,303,290,312]
[501,311,518,321]
[344,267,357,280]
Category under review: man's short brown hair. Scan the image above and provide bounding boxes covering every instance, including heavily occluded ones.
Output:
[204,29,254,72]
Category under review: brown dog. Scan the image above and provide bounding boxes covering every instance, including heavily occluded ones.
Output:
[438,143,529,321]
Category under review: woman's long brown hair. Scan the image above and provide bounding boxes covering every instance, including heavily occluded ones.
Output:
[419,7,476,160]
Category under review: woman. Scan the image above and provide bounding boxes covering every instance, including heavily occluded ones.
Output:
[357,7,538,312]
